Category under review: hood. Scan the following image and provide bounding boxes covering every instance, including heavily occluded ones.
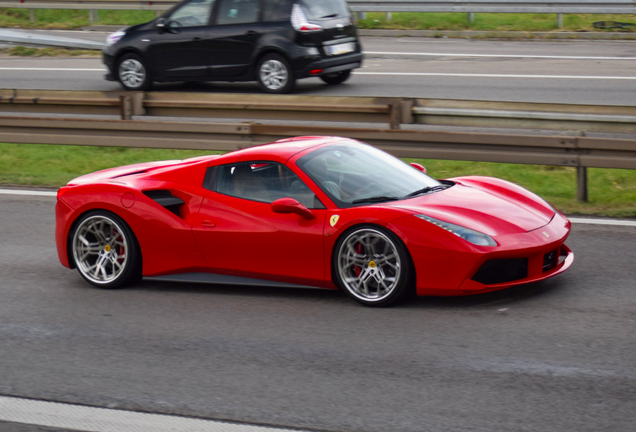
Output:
[393,184,554,236]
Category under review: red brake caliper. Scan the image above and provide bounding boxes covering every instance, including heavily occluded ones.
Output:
[354,243,362,277]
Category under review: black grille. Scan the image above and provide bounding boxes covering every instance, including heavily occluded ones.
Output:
[543,249,558,272]
[472,258,529,285]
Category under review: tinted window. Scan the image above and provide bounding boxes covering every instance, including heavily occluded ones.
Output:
[215,162,323,209]
[297,142,442,208]
[216,0,261,25]
[298,0,349,20]
[262,0,293,21]
[169,0,215,27]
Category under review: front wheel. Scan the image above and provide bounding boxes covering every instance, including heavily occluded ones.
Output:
[333,226,414,307]
[256,54,295,94]
[117,53,151,91]
[320,70,351,85]
[71,211,141,289]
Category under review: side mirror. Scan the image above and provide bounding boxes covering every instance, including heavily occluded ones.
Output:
[156,17,166,29]
[410,162,427,174]
[271,198,316,220]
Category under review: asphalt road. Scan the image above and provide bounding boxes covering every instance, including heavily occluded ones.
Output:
[1,36,635,105]
[1,193,635,432]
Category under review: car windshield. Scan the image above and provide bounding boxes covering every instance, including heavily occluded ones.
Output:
[296,142,443,208]
[298,0,349,20]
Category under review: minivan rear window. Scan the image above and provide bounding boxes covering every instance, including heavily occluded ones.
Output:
[298,0,349,20]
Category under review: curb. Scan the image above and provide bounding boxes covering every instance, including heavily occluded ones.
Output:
[359,29,636,40]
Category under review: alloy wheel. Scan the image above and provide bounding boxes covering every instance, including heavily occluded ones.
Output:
[73,215,129,285]
[118,59,146,89]
[337,228,402,303]
[259,59,289,91]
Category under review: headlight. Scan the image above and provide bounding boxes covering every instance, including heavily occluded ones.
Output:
[416,215,497,247]
[106,31,126,46]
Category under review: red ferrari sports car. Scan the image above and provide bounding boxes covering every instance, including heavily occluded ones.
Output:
[56,136,573,306]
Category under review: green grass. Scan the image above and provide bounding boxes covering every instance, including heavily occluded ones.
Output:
[0,9,157,29]
[2,143,636,217]
[357,12,636,32]
[1,8,636,32]
[0,46,100,56]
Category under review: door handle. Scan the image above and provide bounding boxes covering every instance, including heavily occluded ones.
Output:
[192,37,203,41]
[201,220,216,227]
[245,30,257,36]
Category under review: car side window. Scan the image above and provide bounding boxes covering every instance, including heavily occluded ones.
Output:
[214,162,325,209]
[169,0,215,28]
[262,0,293,21]
[216,0,261,25]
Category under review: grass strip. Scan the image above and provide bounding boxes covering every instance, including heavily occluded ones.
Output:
[0,9,635,32]
[2,143,635,217]
[0,46,100,56]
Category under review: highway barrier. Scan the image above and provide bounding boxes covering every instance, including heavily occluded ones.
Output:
[1,89,635,134]
[1,0,636,25]
[1,113,635,202]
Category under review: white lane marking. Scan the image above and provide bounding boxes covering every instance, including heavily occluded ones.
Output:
[0,395,307,432]
[356,72,636,80]
[0,189,56,197]
[568,217,636,227]
[0,67,104,71]
[2,189,636,227]
[365,51,636,61]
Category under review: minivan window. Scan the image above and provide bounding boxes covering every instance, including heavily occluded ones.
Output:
[298,0,349,20]
[262,0,293,21]
[216,0,261,25]
[169,0,215,27]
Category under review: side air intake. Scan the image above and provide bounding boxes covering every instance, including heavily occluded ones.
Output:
[142,190,185,217]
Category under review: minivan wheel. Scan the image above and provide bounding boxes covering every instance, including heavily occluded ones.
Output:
[117,53,151,91]
[257,54,295,94]
[320,70,351,85]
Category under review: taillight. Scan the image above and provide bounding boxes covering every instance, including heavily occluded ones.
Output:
[291,4,323,33]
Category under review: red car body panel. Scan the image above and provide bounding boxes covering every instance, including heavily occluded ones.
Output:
[56,136,573,296]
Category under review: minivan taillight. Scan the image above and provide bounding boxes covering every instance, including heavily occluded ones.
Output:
[291,4,323,32]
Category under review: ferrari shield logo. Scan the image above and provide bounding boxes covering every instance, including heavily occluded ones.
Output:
[330,215,340,227]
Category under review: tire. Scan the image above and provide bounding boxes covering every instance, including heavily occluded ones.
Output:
[333,225,414,307]
[320,69,351,85]
[116,53,152,91]
[71,210,142,289]
[256,53,295,94]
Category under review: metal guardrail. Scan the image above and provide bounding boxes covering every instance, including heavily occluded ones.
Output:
[1,0,636,25]
[1,114,636,201]
[1,89,635,134]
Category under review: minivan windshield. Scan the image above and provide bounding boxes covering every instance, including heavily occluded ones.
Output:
[298,0,349,20]
[297,142,445,208]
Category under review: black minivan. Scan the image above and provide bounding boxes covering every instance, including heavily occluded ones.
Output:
[103,0,363,93]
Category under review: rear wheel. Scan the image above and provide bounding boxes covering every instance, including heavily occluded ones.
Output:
[320,70,351,85]
[257,53,295,94]
[71,211,141,289]
[117,53,151,91]
[333,225,413,307]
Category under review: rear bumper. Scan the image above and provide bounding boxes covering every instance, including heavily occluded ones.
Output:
[295,52,363,79]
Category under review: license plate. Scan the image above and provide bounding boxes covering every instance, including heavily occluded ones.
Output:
[326,42,355,56]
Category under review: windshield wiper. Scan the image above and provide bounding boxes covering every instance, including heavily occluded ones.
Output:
[404,185,447,198]
[352,196,400,204]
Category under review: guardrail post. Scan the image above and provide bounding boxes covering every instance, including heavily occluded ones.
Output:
[577,167,588,202]
[469,13,475,24]
[357,12,366,20]
[557,14,563,28]
[89,10,98,25]
[29,10,35,23]
[120,95,132,120]
[386,12,392,21]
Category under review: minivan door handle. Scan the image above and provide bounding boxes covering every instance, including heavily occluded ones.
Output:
[245,30,257,36]
[192,36,203,41]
